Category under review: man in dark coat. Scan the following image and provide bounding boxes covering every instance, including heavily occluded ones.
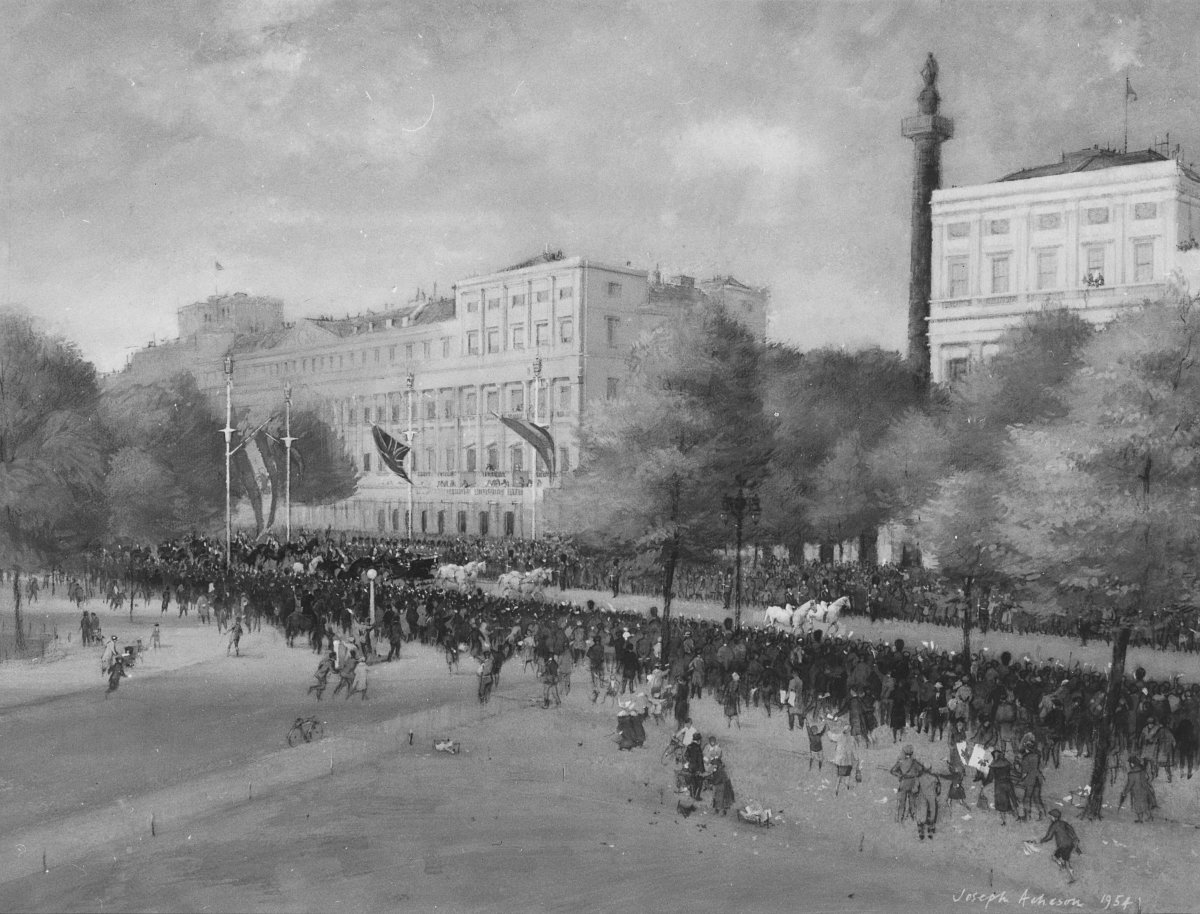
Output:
[684,733,706,799]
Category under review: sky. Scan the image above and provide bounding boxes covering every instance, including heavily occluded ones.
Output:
[2,0,1195,372]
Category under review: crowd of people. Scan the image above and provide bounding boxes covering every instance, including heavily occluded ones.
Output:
[24,529,1200,886]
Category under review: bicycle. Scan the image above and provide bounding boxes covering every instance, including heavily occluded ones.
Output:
[660,734,686,766]
[287,716,325,747]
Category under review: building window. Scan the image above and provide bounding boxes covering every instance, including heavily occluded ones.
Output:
[988,219,1010,235]
[509,388,524,413]
[486,445,499,471]
[389,346,396,362]
[535,322,549,347]
[425,398,436,420]
[423,341,430,359]
[1083,246,1105,286]
[442,338,451,358]
[511,325,525,349]
[465,391,477,416]
[445,447,454,472]
[466,447,477,472]
[363,407,371,423]
[485,390,499,414]
[362,453,372,473]
[424,448,435,473]
[535,290,549,303]
[947,222,970,238]
[607,281,621,296]
[504,511,515,536]
[420,510,428,533]
[559,319,573,344]
[405,343,413,359]
[437,510,445,534]
[391,509,401,531]
[1134,241,1154,283]
[947,258,969,297]
[457,510,468,533]
[946,357,969,383]
[558,286,573,300]
[409,449,416,472]
[479,512,489,536]
[557,382,571,412]
[990,256,1010,294]
[606,316,620,346]
[559,447,570,473]
[466,331,479,354]
[511,293,527,307]
[1086,207,1109,225]
[487,296,500,310]
[486,329,500,353]
[1036,213,1061,231]
[442,398,453,419]
[606,377,619,400]
[1036,250,1058,290]
[1134,202,1158,220]
[510,443,524,472]
[466,295,479,313]
[391,404,400,423]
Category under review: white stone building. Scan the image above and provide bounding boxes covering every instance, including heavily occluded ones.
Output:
[929,147,1200,382]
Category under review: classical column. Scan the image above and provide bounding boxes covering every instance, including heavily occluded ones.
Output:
[902,53,954,387]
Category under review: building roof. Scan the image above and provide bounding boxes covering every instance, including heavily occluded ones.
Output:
[996,146,1188,182]
[500,249,567,272]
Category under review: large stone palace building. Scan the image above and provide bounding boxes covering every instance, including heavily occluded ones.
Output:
[113,251,768,538]
[928,146,1200,383]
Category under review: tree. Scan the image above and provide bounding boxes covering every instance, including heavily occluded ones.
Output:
[1000,293,1200,819]
[0,308,107,567]
[100,372,226,541]
[868,309,1094,643]
[762,346,924,553]
[551,303,772,658]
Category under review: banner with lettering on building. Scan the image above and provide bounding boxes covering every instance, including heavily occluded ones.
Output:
[371,424,412,483]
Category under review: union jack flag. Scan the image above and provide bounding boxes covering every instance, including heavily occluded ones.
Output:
[371,425,411,483]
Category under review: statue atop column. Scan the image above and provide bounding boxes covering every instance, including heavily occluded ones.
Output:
[918,52,940,115]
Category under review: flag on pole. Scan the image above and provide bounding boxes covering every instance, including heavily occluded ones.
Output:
[1126,76,1137,102]
[215,260,224,271]
[494,412,555,474]
[371,425,411,483]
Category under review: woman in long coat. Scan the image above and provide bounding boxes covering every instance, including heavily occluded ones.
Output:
[1118,756,1158,822]
[983,748,1020,825]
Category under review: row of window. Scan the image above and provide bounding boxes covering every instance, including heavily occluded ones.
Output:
[464,316,620,356]
[244,337,453,380]
[464,285,576,313]
[359,444,569,476]
[946,202,1158,239]
[334,381,574,426]
[946,240,1155,297]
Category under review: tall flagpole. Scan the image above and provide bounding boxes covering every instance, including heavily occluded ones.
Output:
[406,372,415,541]
[531,354,542,540]
[222,356,235,569]
[283,382,294,543]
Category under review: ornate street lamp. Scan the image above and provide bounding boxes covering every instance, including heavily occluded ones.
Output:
[366,567,378,626]
[282,382,297,543]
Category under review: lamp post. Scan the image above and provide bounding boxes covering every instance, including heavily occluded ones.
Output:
[405,372,415,541]
[366,567,378,626]
[722,484,761,632]
[282,382,296,543]
[531,354,542,540]
[221,356,235,569]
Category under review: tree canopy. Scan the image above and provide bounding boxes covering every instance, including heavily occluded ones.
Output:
[0,308,107,565]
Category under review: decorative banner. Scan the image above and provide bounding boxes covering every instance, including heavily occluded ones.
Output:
[494,412,555,475]
[372,424,412,483]
[967,743,992,775]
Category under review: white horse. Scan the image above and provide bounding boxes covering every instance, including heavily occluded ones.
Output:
[794,596,851,634]
[434,560,486,591]
[497,567,552,601]
[762,604,796,628]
